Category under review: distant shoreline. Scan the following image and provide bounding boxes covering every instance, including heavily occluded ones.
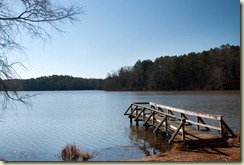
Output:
[13,89,240,92]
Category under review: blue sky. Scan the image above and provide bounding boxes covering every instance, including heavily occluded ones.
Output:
[14,0,240,79]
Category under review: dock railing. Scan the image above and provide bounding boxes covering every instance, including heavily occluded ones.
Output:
[124,102,236,144]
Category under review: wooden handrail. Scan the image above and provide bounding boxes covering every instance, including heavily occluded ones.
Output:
[131,103,183,121]
[149,102,222,120]
[129,102,223,132]
[185,119,221,130]
[125,102,236,145]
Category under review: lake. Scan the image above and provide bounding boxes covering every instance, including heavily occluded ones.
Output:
[0,90,240,161]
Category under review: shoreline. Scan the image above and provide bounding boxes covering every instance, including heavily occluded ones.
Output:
[129,143,241,162]
[128,132,241,162]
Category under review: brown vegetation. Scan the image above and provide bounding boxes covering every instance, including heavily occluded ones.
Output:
[228,130,240,146]
[61,144,92,161]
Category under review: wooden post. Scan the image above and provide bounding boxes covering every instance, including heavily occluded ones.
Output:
[153,116,167,134]
[196,116,200,130]
[165,116,168,132]
[181,119,185,141]
[135,107,138,116]
[143,110,145,121]
[145,125,148,131]
[168,120,184,145]
[219,116,223,137]
[143,112,154,127]
[221,119,237,138]
[152,111,155,125]
[135,106,139,126]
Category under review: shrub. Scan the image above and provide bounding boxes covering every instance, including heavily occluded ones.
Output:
[61,144,92,161]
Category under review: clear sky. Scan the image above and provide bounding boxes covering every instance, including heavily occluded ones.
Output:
[14,0,240,79]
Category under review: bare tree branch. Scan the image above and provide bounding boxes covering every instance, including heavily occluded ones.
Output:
[0,0,82,108]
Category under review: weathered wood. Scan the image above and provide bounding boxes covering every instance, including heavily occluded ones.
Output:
[131,102,222,131]
[219,116,224,137]
[221,119,237,138]
[132,102,149,105]
[149,102,222,120]
[132,103,183,120]
[143,112,154,126]
[129,105,138,115]
[167,109,174,115]
[181,113,188,119]
[134,108,145,121]
[152,111,155,125]
[124,104,132,115]
[125,102,235,146]
[181,113,192,126]
[186,119,221,130]
[169,119,185,144]
[181,119,185,141]
[198,117,210,131]
[196,116,200,130]
[158,107,164,112]
[153,116,167,134]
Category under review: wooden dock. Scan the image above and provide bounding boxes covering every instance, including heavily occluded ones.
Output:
[124,102,236,147]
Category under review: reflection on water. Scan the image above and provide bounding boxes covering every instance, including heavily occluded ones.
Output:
[128,123,169,154]
[0,90,240,161]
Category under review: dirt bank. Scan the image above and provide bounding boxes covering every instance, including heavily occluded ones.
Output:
[130,146,240,162]
[129,130,241,162]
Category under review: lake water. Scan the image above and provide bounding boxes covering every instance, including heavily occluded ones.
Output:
[0,90,240,161]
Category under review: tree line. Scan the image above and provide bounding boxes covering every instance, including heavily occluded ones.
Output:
[104,44,240,91]
[1,44,240,91]
[3,75,103,91]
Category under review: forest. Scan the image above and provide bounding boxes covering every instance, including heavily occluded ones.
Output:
[5,75,103,91]
[104,44,240,91]
[2,44,240,91]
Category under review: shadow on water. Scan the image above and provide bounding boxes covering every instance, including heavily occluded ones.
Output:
[128,123,170,155]
[91,123,170,161]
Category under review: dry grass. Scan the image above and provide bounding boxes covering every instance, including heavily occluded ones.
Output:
[227,130,240,146]
[170,142,186,151]
[61,144,92,161]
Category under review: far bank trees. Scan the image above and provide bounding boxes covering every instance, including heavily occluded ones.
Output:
[104,44,240,91]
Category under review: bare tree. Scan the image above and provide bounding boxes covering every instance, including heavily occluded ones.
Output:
[0,0,82,108]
